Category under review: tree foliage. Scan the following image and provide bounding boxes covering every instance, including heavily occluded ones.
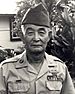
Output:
[46,0,75,78]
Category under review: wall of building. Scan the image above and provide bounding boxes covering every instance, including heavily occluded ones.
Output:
[0,16,23,49]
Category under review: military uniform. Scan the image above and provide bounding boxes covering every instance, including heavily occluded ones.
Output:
[0,51,75,94]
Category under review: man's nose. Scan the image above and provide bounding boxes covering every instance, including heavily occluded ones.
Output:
[33,32,40,41]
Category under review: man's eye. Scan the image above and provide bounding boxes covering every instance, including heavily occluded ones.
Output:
[27,31,34,35]
[26,28,34,35]
[39,30,46,35]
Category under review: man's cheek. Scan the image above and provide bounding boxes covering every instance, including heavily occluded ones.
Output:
[42,37,49,43]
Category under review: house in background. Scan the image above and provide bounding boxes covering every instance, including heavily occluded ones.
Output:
[0,13,23,50]
[0,0,23,50]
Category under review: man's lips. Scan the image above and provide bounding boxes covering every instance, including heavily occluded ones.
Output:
[31,44,42,46]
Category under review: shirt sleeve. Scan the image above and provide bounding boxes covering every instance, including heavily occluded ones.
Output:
[61,67,75,94]
[0,66,7,94]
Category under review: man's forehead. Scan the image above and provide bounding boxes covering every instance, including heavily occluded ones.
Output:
[21,24,51,35]
[24,24,50,30]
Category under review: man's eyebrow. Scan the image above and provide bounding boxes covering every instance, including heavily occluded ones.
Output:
[38,28,46,31]
[26,27,34,31]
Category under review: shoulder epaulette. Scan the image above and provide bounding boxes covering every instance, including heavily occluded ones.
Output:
[1,51,26,66]
[45,52,64,64]
[1,56,19,66]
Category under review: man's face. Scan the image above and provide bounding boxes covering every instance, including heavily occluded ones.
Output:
[23,24,51,53]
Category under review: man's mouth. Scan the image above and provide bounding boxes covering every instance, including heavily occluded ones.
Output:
[31,44,42,47]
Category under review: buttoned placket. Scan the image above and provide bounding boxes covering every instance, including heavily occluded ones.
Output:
[15,52,50,94]
[26,58,49,94]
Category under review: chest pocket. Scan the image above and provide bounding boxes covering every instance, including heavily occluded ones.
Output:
[46,81,62,91]
[8,81,30,94]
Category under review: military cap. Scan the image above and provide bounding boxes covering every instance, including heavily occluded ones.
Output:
[22,3,50,27]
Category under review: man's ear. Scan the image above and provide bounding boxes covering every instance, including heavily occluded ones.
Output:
[18,31,25,43]
[48,31,52,42]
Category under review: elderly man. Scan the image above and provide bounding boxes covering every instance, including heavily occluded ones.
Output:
[0,3,75,94]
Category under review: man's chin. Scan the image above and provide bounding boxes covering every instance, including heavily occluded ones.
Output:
[32,50,42,53]
[30,48,44,54]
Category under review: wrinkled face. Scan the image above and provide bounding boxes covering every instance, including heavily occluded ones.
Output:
[23,24,51,53]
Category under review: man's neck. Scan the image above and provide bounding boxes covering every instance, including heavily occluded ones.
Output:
[26,51,45,64]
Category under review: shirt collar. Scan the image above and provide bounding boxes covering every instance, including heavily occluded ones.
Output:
[15,51,28,68]
[15,52,48,70]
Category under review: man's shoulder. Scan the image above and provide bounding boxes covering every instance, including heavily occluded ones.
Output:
[1,51,25,66]
[45,53,66,67]
[1,55,19,66]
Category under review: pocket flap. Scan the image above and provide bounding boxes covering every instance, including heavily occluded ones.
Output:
[8,82,30,92]
[46,81,62,91]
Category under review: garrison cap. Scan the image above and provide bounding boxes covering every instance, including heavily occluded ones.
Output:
[22,3,50,27]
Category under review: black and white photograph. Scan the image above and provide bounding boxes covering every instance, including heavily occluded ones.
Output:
[0,0,75,94]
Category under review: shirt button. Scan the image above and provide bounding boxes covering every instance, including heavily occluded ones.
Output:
[19,59,24,63]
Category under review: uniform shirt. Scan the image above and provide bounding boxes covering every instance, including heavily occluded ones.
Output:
[0,51,75,94]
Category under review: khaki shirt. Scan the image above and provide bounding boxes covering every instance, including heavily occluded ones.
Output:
[0,51,75,94]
